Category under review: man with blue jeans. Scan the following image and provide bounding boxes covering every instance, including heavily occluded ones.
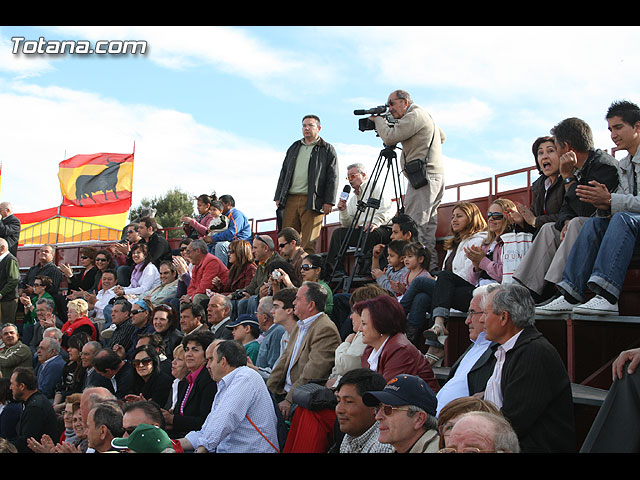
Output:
[537,100,640,315]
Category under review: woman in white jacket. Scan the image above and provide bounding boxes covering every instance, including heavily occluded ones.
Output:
[400,202,487,348]
[114,243,161,299]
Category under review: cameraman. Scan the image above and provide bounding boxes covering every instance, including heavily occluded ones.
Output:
[370,90,446,272]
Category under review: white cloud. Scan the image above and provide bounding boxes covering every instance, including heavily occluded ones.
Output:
[0,81,286,221]
[47,26,340,99]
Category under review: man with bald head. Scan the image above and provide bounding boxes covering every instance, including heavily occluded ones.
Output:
[0,202,20,257]
[444,411,520,453]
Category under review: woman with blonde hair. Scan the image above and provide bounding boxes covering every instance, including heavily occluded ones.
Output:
[425,198,516,365]
[401,201,487,347]
[60,298,98,348]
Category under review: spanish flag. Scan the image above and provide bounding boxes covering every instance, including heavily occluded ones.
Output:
[17,152,134,245]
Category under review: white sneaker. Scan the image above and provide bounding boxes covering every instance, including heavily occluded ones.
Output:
[535,296,575,315]
[101,324,117,339]
[572,295,619,315]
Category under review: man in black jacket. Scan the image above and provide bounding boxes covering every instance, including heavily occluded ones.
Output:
[0,202,20,257]
[482,283,576,453]
[9,366,59,452]
[274,115,338,254]
[136,216,172,267]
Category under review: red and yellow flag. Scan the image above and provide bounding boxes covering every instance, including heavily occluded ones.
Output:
[17,152,134,245]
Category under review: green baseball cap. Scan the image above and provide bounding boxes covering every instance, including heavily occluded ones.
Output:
[111,424,173,453]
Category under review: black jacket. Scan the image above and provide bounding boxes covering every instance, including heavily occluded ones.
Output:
[554,149,619,231]
[446,339,497,396]
[274,137,339,213]
[497,325,576,453]
[171,366,217,438]
[11,391,59,453]
[0,214,21,257]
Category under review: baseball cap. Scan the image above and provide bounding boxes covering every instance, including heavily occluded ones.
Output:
[111,424,173,453]
[362,374,437,416]
[226,313,260,329]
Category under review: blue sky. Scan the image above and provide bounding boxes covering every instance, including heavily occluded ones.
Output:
[1,26,639,228]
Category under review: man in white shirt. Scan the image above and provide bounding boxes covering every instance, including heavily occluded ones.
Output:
[436,284,497,416]
[325,163,394,276]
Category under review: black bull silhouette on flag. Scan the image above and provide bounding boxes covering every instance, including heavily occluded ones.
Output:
[74,158,124,206]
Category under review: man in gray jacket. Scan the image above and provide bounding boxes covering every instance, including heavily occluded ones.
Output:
[371,91,446,271]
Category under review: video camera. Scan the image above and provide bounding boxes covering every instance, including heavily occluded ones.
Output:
[354,105,396,132]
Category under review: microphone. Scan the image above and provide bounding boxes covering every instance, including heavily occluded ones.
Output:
[353,105,387,116]
[340,185,351,202]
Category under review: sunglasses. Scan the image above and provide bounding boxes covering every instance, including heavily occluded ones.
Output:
[301,264,319,271]
[374,404,411,416]
[133,357,153,367]
[487,212,505,220]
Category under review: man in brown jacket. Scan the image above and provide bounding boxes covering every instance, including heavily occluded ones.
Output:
[267,281,341,420]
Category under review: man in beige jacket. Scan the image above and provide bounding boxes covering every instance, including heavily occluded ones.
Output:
[267,281,341,420]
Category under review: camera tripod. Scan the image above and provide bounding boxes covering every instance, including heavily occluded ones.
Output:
[328,143,405,293]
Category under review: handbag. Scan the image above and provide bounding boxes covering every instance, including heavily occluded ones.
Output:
[291,382,337,411]
[402,112,437,189]
[404,159,429,189]
[501,231,533,283]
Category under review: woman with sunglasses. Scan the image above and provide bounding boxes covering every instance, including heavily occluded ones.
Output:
[52,332,90,413]
[59,247,99,299]
[126,344,174,409]
[88,249,115,291]
[425,198,517,365]
[18,275,56,345]
[270,254,334,316]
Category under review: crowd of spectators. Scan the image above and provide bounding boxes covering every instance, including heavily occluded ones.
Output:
[1,98,640,454]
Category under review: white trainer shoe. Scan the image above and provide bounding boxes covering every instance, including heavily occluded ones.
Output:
[535,296,576,315]
[101,323,117,339]
[572,295,619,315]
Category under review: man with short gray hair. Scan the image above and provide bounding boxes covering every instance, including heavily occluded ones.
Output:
[481,283,575,452]
[36,336,66,401]
[326,162,395,277]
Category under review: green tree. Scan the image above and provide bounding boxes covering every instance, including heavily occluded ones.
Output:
[129,187,194,238]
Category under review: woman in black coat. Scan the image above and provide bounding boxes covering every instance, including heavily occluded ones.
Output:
[159,329,217,439]
[126,344,174,409]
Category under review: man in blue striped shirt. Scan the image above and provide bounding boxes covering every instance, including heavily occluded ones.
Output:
[178,340,280,453]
